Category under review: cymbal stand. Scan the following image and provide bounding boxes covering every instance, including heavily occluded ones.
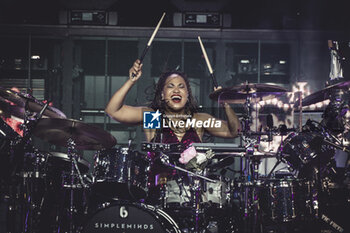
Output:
[241,94,255,134]
[13,102,49,233]
[240,113,264,233]
[189,175,202,233]
[65,137,87,233]
[239,145,263,233]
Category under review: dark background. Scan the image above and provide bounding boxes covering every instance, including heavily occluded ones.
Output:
[0,0,349,30]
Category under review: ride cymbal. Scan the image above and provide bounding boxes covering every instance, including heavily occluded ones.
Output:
[209,83,288,103]
[297,80,350,107]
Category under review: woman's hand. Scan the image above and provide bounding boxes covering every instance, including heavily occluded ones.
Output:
[213,86,228,107]
[129,59,143,82]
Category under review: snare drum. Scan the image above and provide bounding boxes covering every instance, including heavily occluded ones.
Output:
[164,179,191,207]
[158,176,230,209]
[82,201,181,233]
[92,147,150,200]
[203,178,230,209]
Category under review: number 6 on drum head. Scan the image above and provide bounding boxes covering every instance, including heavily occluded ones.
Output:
[120,206,128,218]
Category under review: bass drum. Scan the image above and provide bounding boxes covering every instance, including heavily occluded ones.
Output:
[280,130,335,176]
[82,201,181,233]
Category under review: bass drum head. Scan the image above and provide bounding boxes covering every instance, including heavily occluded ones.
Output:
[82,201,180,233]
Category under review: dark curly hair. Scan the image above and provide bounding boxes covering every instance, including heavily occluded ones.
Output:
[149,71,198,114]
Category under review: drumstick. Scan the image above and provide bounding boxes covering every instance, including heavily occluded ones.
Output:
[132,13,165,78]
[139,12,166,63]
[198,36,218,88]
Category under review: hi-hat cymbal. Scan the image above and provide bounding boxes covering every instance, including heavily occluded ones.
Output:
[297,80,350,107]
[0,87,66,119]
[209,83,288,103]
[33,118,117,150]
[231,83,288,94]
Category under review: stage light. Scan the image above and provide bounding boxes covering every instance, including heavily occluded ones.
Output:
[31,55,40,60]
[264,64,272,69]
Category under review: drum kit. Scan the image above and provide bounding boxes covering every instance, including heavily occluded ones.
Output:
[0,81,349,233]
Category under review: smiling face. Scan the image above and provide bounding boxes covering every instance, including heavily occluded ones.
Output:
[162,74,189,113]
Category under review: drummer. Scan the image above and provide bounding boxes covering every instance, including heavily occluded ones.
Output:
[105,59,241,182]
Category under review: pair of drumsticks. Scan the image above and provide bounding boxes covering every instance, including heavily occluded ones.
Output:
[135,12,218,88]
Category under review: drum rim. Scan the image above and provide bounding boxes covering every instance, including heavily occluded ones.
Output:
[82,201,181,233]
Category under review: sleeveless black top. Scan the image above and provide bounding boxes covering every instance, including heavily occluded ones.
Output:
[152,126,201,146]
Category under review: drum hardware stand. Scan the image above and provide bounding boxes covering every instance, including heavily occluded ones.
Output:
[156,172,172,210]
[159,181,168,210]
[160,152,217,233]
[236,91,262,232]
[242,147,263,233]
[64,137,88,233]
[12,103,49,233]
[160,153,217,183]
[189,175,202,233]
[124,143,139,202]
[240,93,255,134]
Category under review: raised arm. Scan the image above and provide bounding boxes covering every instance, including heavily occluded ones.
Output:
[198,86,241,138]
[105,59,151,124]
[196,107,240,139]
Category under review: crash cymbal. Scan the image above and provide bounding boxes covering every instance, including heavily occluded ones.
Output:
[0,87,25,107]
[33,118,117,150]
[209,83,288,102]
[16,92,67,119]
[0,87,66,119]
[297,80,350,107]
[231,83,288,93]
